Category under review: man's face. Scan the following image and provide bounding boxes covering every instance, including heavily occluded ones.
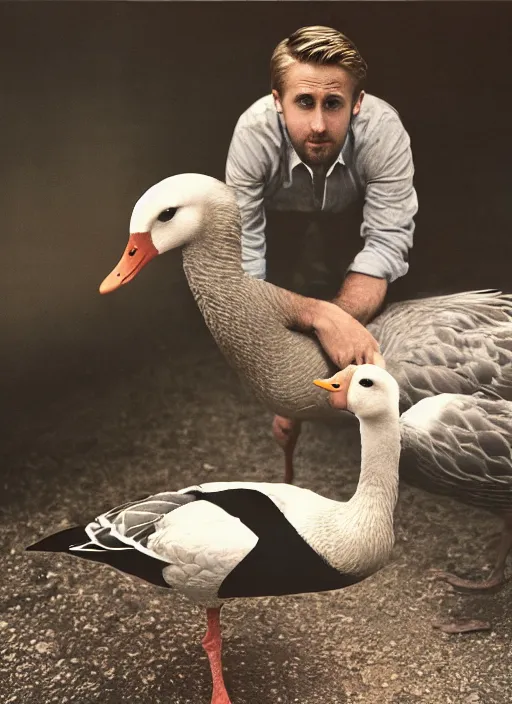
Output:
[273,61,363,170]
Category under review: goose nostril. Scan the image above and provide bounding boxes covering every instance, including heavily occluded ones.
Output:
[128,248,138,257]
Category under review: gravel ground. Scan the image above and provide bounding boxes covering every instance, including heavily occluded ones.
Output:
[1,322,511,704]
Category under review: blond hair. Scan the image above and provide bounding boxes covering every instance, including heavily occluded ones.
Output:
[270,26,367,99]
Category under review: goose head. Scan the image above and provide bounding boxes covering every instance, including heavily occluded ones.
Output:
[314,364,400,420]
[99,174,227,294]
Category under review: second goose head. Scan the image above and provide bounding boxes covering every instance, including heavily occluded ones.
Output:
[314,364,400,421]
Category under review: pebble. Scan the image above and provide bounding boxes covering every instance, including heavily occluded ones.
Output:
[35,642,52,654]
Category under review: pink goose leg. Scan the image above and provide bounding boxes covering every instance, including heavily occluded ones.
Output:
[202,607,232,704]
[431,515,512,634]
[272,415,302,484]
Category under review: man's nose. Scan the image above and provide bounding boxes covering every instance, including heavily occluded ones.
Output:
[310,107,326,133]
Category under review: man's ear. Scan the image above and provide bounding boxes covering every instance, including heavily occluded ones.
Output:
[272,89,283,114]
[352,90,364,117]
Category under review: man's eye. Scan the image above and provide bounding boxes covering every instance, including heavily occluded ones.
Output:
[297,96,313,108]
[325,99,342,110]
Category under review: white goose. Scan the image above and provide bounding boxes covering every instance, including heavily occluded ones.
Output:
[28,364,401,704]
[321,381,512,597]
[98,174,512,596]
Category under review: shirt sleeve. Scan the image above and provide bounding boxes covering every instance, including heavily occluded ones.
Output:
[348,112,418,283]
[225,119,269,280]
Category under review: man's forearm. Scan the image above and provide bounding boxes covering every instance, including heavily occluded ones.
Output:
[274,285,381,369]
[275,286,322,331]
[332,272,387,325]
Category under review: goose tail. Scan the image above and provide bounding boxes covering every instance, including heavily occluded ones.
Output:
[25,491,197,588]
[26,525,173,589]
[26,525,90,553]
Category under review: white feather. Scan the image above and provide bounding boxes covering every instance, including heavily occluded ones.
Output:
[400,393,459,431]
[148,500,258,604]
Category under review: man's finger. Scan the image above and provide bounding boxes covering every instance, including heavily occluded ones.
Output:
[373,351,387,368]
[340,355,351,370]
[342,353,355,369]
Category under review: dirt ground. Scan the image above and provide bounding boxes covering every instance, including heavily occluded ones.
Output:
[1,314,511,704]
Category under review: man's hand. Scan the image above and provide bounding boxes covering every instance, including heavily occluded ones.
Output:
[276,287,385,370]
[312,300,381,369]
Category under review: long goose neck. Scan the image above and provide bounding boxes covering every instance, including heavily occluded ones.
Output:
[182,194,244,293]
[345,412,401,568]
[176,186,334,419]
[347,413,401,526]
[307,411,401,577]
[325,412,401,575]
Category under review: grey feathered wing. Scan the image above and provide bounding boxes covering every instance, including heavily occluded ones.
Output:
[368,290,512,410]
[398,393,512,512]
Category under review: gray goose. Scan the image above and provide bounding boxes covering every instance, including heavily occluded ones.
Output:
[99,173,512,595]
[28,364,402,704]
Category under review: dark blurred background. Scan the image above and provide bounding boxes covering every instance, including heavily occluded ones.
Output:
[1,1,511,436]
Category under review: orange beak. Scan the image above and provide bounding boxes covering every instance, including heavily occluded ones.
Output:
[313,365,357,410]
[312,377,341,392]
[99,232,158,294]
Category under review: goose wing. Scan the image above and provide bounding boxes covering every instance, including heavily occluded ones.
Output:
[399,393,512,511]
[74,491,197,553]
[71,489,259,599]
[368,290,512,409]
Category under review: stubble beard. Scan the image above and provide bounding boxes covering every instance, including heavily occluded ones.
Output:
[299,141,339,170]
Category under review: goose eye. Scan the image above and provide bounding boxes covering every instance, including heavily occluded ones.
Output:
[359,378,374,388]
[331,383,341,389]
[157,207,178,223]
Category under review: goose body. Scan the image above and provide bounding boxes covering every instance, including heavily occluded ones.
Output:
[99,173,512,591]
[28,364,401,703]
[100,174,512,420]
[29,481,382,605]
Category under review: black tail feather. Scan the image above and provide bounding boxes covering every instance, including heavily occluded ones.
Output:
[26,526,171,589]
[26,526,89,552]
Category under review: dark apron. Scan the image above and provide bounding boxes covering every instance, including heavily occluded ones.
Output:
[264,197,365,300]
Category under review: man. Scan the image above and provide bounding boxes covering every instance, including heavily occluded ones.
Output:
[226,25,417,351]
[226,25,417,473]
